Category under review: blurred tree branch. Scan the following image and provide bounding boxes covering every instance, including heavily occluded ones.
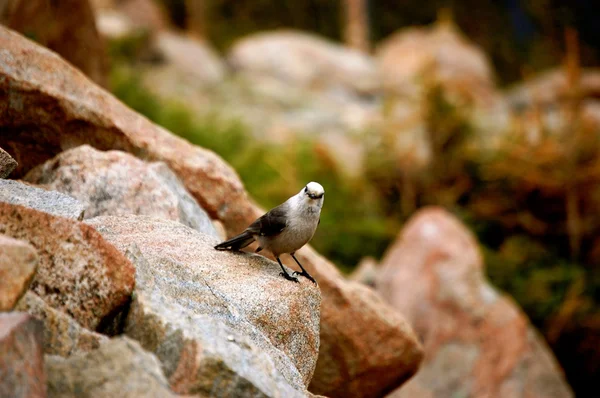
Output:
[342,0,369,52]
[185,0,206,38]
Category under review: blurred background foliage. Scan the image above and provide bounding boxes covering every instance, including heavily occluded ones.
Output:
[157,0,600,84]
[107,1,600,395]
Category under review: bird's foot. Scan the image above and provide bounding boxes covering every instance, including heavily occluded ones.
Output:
[292,271,317,285]
[280,272,299,283]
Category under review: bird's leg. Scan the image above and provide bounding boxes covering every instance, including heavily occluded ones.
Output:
[290,253,317,284]
[276,257,299,283]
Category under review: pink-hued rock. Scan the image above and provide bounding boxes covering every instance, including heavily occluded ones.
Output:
[377,207,574,398]
[0,202,135,330]
[0,235,37,311]
[0,312,46,398]
[376,21,497,107]
[25,145,218,237]
[0,24,246,227]
[92,0,169,34]
[0,0,108,86]
[16,291,107,357]
[228,30,380,96]
[0,26,423,397]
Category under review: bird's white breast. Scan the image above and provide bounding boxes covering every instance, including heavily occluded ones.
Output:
[258,198,321,256]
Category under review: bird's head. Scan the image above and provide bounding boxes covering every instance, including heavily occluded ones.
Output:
[302,181,325,201]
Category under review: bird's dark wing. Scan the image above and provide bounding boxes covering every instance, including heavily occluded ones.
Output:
[247,204,288,237]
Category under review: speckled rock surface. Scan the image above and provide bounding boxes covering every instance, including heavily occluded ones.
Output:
[25,145,218,237]
[46,336,176,398]
[377,207,574,398]
[16,291,107,357]
[0,179,86,220]
[0,202,135,329]
[87,215,320,396]
[0,27,423,397]
[0,235,37,311]
[0,147,17,178]
[0,312,46,398]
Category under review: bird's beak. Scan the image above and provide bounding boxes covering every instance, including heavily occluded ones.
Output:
[308,193,324,199]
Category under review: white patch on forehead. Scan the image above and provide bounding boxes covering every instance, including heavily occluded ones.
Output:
[306,181,324,194]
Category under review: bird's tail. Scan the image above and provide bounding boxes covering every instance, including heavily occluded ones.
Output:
[214,231,255,251]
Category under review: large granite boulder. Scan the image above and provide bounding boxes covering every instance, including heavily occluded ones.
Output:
[25,145,218,237]
[377,207,574,398]
[87,215,320,396]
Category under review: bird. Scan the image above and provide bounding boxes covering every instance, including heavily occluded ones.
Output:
[214,182,324,284]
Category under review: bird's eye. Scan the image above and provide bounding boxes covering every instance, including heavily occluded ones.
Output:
[304,187,308,193]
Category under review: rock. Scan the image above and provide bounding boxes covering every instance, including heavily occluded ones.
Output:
[376,20,497,107]
[46,336,176,398]
[376,207,574,398]
[0,179,86,220]
[505,68,600,141]
[92,0,168,34]
[25,145,218,237]
[305,251,423,397]
[86,215,319,396]
[315,132,366,178]
[228,30,380,98]
[348,256,378,287]
[0,0,108,86]
[374,21,509,167]
[507,68,600,108]
[0,235,37,311]
[95,10,139,40]
[16,291,107,357]
[0,146,17,178]
[0,202,135,330]
[0,26,423,397]
[0,24,245,221]
[0,312,46,398]
[154,31,226,86]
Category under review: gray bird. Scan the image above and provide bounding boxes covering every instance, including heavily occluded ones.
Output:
[214,182,324,284]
